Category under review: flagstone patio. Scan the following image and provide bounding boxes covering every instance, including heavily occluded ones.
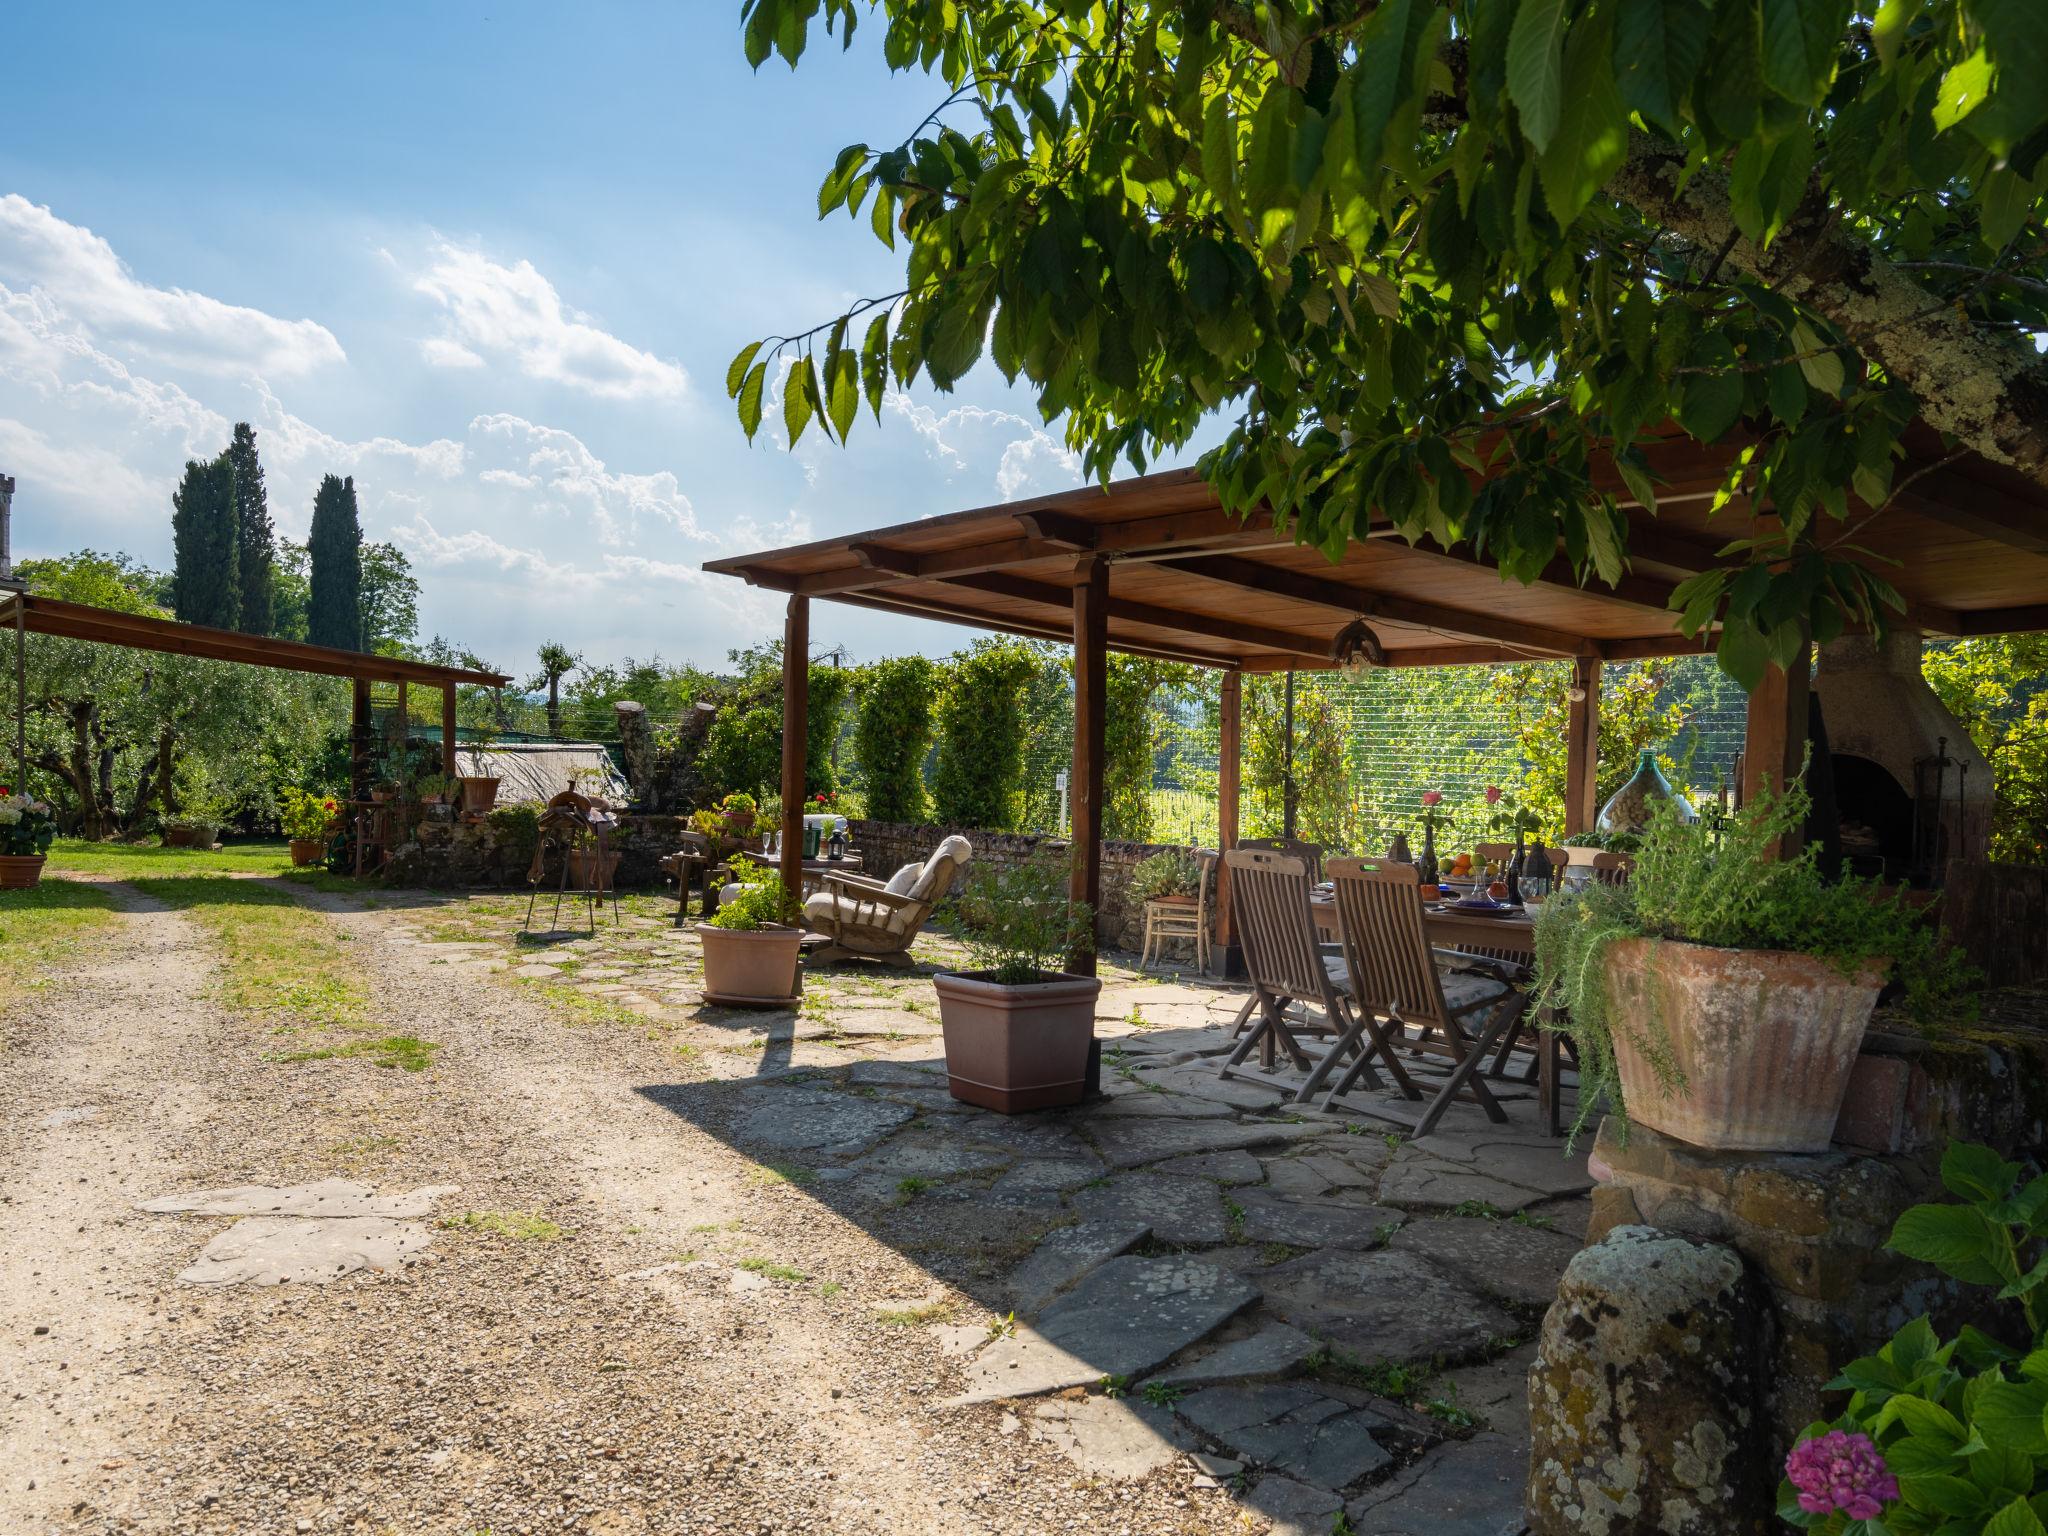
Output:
[380,890,1589,1532]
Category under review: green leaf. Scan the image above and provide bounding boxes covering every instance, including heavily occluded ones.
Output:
[1871,0,1911,69]
[736,360,768,441]
[1900,1473,1988,1518]
[1716,613,1770,690]
[824,343,859,443]
[1984,1496,2048,1536]
[1933,49,1995,133]
[1943,1142,2024,1203]
[1507,0,1570,152]
[1768,362,1807,424]
[1791,323,1845,397]
[1889,1203,2003,1283]
[1538,6,1630,223]
[783,354,818,446]
[860,310,889,419]
[726,340,763,400]
[1613,0,1712,137]
[1760,0,1845,106]
[1678,360,1745,444]
[1350,0,1422,169]
[1973,1379,2048,1455]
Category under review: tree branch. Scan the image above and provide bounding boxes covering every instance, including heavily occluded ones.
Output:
[1612,138,2048,490]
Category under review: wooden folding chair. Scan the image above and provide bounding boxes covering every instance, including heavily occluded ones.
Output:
[1236,836,1326,883]
[1219,848,1364,1082]
[1311,857,1530,1137]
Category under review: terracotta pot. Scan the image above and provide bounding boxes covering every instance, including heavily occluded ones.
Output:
[933,970,1102,1113]
[288,838,325,867]
[697,923,803,1005]
[566,848,623,890]
[1602,936,1886,1154]
[162,825,198,848]
[459,776,500,815]
[0,854,47,890]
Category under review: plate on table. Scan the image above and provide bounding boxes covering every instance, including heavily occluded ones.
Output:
[1448,897,1522,917]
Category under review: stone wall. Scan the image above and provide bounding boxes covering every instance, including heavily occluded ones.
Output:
[846,819,1204,954]
[1583,1003,2048,1449]
[381,807,694,891]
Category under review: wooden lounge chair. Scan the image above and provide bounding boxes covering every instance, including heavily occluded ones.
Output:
[1305,857,1528,1137]
[802,834,972,966]
[1219,848,1414,1098]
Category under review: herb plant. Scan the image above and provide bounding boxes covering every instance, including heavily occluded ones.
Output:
[941,851,1094,985]
[1533,780,1974,1141]
[706,857,798,932]
[1127,849,1202,904]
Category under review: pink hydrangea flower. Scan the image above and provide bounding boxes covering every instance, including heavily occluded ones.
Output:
[1421,790,1443,807]
[1485,785,1503,805]
[1785,1430,1897,1521]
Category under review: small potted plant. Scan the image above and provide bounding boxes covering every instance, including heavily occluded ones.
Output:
[931,852,1099,1113]
[1532,780,1971,1153]
[1128,848,1202,905]
[0,786,57,888]
[719,792,759,837]
[697,858,803,1005]
[456,725,501,816]
[279,786,338,866]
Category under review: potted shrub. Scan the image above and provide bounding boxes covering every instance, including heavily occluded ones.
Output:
[696,859,803,1006]
[1532,781,1971,1153]
[0,788,57,888]
[279,786,338,867]
[932,852,1099,1113]
[161,811,219,849]
[719,791,759,837]
[1128,848,1202,904]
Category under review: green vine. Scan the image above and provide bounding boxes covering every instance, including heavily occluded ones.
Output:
[931,638,1036,829]
[853,655,936,823]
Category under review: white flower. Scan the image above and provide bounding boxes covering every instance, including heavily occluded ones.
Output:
[0,808,19,826]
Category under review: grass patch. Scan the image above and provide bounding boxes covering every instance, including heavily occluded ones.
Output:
[745,1161,814,1187]
[441,1210,565,1242]
[896,1176,932,1199]
[273,1034,439,1071]
[47,837,296,878]
[0,878,121,1000]
[817,1280,844,1298]
[737,1257,806,1283]
[132,876,370,1029]
[874,1300,956,1326]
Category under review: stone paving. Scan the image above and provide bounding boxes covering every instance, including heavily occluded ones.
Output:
[379,889,1592,1533]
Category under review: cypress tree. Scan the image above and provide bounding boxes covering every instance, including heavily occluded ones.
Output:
[170,453,240,628]
[226,422,275,634]
[307,474,363,652]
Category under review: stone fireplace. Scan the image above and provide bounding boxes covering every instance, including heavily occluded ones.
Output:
[1812,627,1992,881]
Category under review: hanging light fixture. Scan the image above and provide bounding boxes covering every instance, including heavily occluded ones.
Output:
[1333,617,1387,677]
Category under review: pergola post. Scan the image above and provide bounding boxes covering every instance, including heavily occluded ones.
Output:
[13,595,26,797]
[1741,635,1813,858]
[349,677,371,800]
[779,595,809,904]
[1070,555,1109,976]
[1213,668,1241,975]
[441,683,458,783]
[1563,656,1602,837]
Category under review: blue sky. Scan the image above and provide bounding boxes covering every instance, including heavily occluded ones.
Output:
[1,1,1205,672]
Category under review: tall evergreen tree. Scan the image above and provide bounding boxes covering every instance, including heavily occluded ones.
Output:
[225,422,274,635]
[306,474,363,652]
[169,453,239,628]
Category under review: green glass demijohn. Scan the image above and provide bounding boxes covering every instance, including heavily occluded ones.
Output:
[1597,748,1697,835]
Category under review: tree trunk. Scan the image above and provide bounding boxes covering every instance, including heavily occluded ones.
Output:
[546,678,562,738]
[1611,139,2048,489]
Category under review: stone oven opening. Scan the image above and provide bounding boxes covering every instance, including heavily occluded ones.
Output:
[1812,628,1993,886]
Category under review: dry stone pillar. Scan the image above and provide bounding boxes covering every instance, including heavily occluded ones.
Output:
[1527,1225,1774,1536]
[614,700,652,805]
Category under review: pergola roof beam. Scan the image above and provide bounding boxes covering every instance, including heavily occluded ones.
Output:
[938,570,1335,662]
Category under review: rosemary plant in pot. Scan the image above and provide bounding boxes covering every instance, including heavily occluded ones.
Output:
[1532,781,1968,1154]
[933,853,1098,1113]
[696,859,803,1006]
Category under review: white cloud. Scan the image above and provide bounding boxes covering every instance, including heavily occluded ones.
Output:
[469,412,702,545]
[0,194,344,379]
[478,467,538,489]
[249,381,466,490]
[0,417,157,519]
[884,392,1083,501]
[412,241,686,402]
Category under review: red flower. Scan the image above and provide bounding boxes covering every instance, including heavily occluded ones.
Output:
[814,793,827,803]
[1484,786,1503,805]
[1420,790,1443,807]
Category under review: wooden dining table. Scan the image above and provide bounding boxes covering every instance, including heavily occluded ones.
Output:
[1309,892,1569,1135]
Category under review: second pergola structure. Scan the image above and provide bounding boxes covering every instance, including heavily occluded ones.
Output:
[706,421,2048,974]
[2,590,510,807]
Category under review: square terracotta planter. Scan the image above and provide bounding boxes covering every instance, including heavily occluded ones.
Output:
[932,970,1102,1113]
[697,924,803,1007]
[1602,936,1887,1154]
[288,839,325,867]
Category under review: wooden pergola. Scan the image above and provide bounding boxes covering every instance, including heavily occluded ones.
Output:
[707,421,2048,973]
[2,590,511,798]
